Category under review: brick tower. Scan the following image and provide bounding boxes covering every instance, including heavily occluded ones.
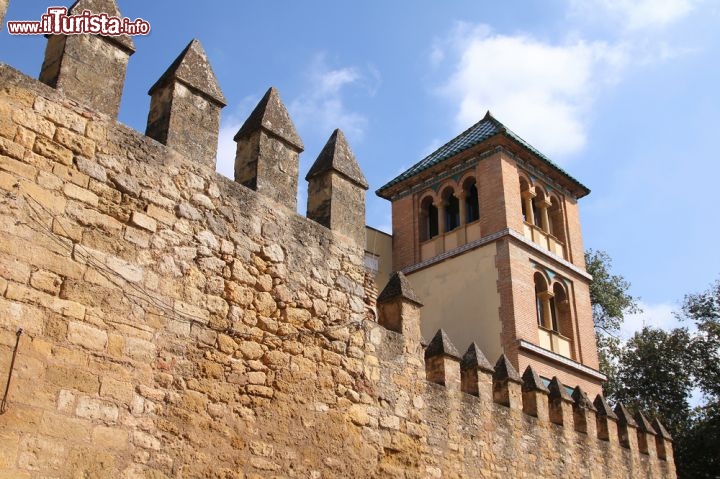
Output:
[376,112,604,395]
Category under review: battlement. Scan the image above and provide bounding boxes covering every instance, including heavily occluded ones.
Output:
[373,272,674,477]
[0,2,675,477]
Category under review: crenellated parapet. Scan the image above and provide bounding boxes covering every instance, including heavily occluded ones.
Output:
[572,385,597,436]
[424,329,461,388]
[460,342,494,399]
[39,0,135,118]
[376,271,423,352]
[146,39,227,170]
[493,353,523,409]
[0,57,371,476]
[30,4,368,246]
[595,393,620,442]
[548,375,575,427]
[306,129,369,245]
[635,410,658,456]
[369,270,677,478]
[233,87,304,210]
[616,402,640,450]
[653,418,674,464]
[521,365,550,420]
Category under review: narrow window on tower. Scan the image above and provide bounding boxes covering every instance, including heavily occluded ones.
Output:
[536,295,544,326]
[464,177,480,223]
[553,282,572,337]
[534,272,549,328]
[520,177,532,223]
[428,204,439,238]
[420,196,439,241]
[549,196,566,243]
[442,187,460,232]
[549,295,559,332]
[533,192,543,229]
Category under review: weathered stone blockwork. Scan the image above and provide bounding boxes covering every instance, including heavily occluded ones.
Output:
[0,30,675,479]
[0,0,8,29]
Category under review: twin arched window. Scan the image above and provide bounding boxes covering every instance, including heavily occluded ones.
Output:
[419,177,479,242]
[520,177,566,244]
[534,272,572,339]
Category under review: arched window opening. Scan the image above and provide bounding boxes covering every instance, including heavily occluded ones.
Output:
[532,202,541,228]
[533,189,546,230]
[520,177,531,223]
[463,178,479,223]
[552,282,572,338]
[549,196,565,243]
[429,204,439,238]
[534,273,549,328]
[442,188,460,232]
[549,295,559,332]
[420,196,439,241]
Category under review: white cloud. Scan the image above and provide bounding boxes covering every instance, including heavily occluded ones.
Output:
[290,54,373,140]
[429,45,445,66]
[570,0,699,31]
[435,24,627,160]
[621,301,683,339]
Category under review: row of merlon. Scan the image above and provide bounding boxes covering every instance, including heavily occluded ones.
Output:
[375,271,673,463]
[33,0,369,242]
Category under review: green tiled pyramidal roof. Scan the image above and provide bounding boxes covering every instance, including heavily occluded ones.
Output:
[376,111,589,198]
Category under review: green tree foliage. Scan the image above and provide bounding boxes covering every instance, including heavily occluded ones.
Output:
[607,277,720,479]
[585,249,640,396]
[585,253,719,477]
[613,325,719,479]
[675,403,720,478]
[675,279,720,479]
[681,279,720,401]
[612,326,693,433]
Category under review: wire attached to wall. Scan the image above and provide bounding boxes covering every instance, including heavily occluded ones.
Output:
[0,329,23,415]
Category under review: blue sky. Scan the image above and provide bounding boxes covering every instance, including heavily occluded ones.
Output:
[2,0,720,335]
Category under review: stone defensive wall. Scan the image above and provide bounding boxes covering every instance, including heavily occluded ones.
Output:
[0,2,676,477]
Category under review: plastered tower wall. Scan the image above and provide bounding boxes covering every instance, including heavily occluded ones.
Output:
[0,14,675,479]
[406,242,502,361]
